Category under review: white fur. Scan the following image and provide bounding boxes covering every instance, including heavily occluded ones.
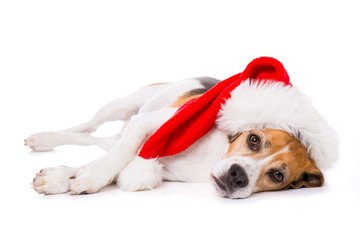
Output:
[217,80,339,170]
[160,127,229,183]
[27,79,199,195]
[25,131,121,151]
[139,79,203,113]
[119,156,163,191]
[32,166,76,194]
[68,108,177,194]
[25,79,202,152]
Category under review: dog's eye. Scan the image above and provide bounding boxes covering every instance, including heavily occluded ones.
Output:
[270,171,285,183]
[249,135,259,144]
[247,134,261,151]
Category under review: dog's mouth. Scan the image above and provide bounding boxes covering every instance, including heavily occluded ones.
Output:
[211,174,227,192]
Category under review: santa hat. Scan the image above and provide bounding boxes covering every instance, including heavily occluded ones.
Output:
[138,57,338,170]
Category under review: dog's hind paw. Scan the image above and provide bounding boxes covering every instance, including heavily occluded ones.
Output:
[118,157,163,191]
[25,132,57,151]
[32,166,76,194]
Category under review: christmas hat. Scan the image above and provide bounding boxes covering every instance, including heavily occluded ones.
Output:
[138,57,338,170]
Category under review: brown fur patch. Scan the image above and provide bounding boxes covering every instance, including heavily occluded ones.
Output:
[107,178,114,184]
[226,129,323,193]
[170,77,220,108]
[171,94,203,108]
[226,129,294,160]
[255,140,311,192]
[148,82,169,86]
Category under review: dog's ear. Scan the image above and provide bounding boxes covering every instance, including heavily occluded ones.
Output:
[286,161,324,189]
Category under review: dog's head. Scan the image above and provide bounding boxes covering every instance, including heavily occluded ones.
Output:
[211,129,324,198]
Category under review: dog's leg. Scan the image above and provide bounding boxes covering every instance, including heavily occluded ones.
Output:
[32,108,175,195]
[65,84,168,133]
[67,108,177,194]
[25,84,168,151]
[118,156,164,192]
[25,132,122,151]
[64,98,138,134]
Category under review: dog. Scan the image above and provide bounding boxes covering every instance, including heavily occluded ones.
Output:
[26,58,338,199]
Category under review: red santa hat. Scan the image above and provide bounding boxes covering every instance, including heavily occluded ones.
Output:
[138,57,338,170]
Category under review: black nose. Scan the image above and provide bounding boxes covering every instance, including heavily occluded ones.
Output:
[226,164,248,189]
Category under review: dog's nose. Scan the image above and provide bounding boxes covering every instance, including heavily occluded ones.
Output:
[226,164,248,189]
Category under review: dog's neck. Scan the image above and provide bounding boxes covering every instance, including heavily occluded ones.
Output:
[159,127,230,183]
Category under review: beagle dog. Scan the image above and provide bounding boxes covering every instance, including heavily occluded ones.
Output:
[27,76,335,199]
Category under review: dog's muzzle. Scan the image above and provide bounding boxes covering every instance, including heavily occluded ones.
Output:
[212,164,249,195]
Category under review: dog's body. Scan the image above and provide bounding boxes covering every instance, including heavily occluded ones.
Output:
[27,77,325,198]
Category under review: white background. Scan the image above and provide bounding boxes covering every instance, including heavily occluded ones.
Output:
[1,0,359,239]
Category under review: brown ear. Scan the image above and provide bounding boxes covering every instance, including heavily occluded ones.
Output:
[287,164,324,189]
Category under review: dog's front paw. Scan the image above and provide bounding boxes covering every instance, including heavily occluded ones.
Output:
[69,160,115,194]
[118,157,163,191]
[25,132,58,151]
[32,166,75,194]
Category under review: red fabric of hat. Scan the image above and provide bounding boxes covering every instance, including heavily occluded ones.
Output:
[138,57,291,159]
